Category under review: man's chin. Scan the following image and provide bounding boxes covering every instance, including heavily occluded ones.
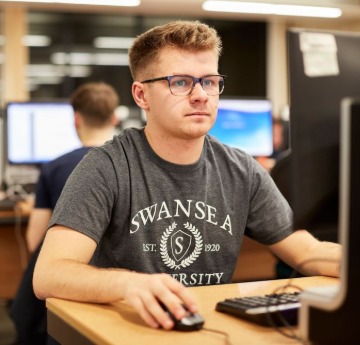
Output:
[183,128,210,140]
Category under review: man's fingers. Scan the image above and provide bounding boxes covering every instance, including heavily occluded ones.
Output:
[132,293,175,330]
[132,297,161,329]
[123,273,199,330]
[158,274,198,314]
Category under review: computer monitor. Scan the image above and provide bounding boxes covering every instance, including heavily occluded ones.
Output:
[287,29,360,242]
[209,98,273,157]
[299,98,360,344]
[5,101,81,165]
[287,27,360,344]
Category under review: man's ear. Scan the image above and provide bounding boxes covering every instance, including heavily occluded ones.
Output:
[111,114,119,127]
[132,81,149,110]
[74,112,82,128]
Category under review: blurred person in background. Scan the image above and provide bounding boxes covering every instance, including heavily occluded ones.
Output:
[10,81,120,345]
[256,116,289,172]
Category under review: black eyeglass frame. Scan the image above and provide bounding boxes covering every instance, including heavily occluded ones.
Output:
[140,74,227,96]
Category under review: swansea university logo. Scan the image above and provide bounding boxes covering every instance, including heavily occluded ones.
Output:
[160,222,203,270]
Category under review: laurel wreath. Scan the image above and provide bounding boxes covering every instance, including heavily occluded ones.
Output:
[160,221,203,270]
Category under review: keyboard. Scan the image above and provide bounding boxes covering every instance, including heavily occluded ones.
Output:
[215,292,301,327]
[0,197,17,210]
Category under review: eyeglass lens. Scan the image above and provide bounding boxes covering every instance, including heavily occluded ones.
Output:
[169,76,224,96]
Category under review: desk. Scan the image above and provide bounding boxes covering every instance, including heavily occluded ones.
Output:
[0,205,29,299]
[47,276,338,345]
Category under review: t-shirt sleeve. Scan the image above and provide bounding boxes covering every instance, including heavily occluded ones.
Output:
[48,148,118,243]
[245,158,293,245]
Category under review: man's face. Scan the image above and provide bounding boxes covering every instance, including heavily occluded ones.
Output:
[142,47,220,141]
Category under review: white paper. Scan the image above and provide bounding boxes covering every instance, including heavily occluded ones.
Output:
[299,32,339,77]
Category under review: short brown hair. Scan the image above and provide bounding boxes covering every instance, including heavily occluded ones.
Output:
[70,82,119,127]
[129,20,222,81]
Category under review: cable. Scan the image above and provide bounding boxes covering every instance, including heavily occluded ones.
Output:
[201,327,232,345]
[266,257,341,344]
[14,203,29,271]
[264,285,305,343]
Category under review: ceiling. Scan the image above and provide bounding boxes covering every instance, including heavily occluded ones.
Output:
[1,0,360,102]
[2,0,360,23]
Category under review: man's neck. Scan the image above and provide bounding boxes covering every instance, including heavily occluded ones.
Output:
[144,127,205,165]
[80,128,115,147]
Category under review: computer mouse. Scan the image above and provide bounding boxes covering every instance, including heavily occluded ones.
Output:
[160,302,205,331]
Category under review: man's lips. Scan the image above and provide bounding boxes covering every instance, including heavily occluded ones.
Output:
[186,112,210,116]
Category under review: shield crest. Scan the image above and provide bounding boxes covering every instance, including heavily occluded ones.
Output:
[170,230,192,262]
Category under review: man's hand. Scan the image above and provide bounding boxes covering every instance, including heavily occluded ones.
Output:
[121,272,198,330]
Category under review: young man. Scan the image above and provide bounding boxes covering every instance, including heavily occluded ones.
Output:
[10,82,119,344]
[33,21,341,331]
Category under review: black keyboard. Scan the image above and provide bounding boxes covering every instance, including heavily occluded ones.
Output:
[215,292,301,327]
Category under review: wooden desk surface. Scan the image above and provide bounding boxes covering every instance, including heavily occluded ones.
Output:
[47,276,338,345]
[0,205,30,299]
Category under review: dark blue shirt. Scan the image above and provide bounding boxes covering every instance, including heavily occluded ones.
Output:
[35,147,92,209]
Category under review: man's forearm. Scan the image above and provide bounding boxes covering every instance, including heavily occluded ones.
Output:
[296,241,342,277]
[33,257,197,330]
[269,230,342,278]
[33,258,134,303]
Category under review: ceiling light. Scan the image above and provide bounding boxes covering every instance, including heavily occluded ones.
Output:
[274,4,342,17]
[26,64,91,78]
[94,53,129,65]
[204,1,273,14]
[66,65,92,77]
[22,35,52,47]
[4,0,140,6]
[27,64,64,77]
[202,1,342,18]
[0,35,51,47]
[51,52,93,65]
[28,76,63,86]
[51,52,129,66]
[93,37,135,49]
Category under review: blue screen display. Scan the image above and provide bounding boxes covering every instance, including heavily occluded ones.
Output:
[209,99,273,156]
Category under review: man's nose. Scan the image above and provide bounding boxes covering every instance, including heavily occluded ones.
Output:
[192,80,207,95]
[190,81,209,102]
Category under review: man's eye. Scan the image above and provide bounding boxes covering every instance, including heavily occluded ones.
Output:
[203,79,213,86]
[172,79,190,87]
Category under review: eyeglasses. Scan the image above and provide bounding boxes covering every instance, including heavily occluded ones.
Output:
[140,74,226,96]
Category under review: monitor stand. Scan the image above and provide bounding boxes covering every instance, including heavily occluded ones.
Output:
[299,98,360,344]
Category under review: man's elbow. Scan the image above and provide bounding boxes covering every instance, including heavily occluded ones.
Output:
[33,264,50,300]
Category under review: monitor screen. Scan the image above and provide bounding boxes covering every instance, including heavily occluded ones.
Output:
[5,102,81,165]
[209,98,273,156]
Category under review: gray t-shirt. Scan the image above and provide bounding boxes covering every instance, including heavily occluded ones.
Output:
[49,128,293,286]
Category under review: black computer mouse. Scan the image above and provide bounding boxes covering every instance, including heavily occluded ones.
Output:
[160,302,205,331]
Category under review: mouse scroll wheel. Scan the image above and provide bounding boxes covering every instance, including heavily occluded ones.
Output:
[181,313,204,325]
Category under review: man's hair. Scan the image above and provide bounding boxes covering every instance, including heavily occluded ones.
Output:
[129,20,222,81]
[70,82,119,127]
